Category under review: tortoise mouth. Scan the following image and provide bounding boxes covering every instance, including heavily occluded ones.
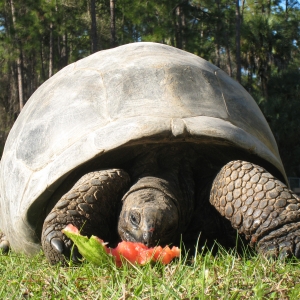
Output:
[119,222,179,247]
[119,227,178,247]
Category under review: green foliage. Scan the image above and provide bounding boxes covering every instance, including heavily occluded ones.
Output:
[0,0,299,175]
[63,228,113,267]
[260,67,300,176]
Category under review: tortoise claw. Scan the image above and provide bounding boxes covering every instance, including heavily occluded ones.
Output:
[0,240,9,254]
[279,248,292,260]
[71,247,82,263]
[51,238,64,254]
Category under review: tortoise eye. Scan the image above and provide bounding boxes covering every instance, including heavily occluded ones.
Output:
[130,211,141,226]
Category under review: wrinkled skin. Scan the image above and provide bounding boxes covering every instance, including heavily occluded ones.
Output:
[118,184,179,247]
[2,146,299,265]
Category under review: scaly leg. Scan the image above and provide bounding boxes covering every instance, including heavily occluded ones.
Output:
[42,169,130,265]
[210,160,300,258]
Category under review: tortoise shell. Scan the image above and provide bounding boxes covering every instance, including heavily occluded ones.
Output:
[0,42,286,254]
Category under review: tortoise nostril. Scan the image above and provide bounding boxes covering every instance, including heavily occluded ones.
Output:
[143,231,153,247]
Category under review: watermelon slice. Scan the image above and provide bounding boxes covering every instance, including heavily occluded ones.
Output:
[62,224,180,266]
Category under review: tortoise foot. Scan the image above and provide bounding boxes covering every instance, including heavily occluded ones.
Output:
[0,232,9,254]
[257,222,300,259]
[210,160,300,259]
[42,169,130,265]
[42,229,80,265]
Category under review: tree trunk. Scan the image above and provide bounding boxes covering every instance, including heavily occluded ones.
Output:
[49,23,53,78]
[181,6,187,49]
[224,1,232,76]
[260,67,268,99]
[40,39,46,81]
[28,52,36,98]
[10,64,19,120]
[10,0,24,111]
[247,66,252,90]
[235,0,241,83]
[241,0,245,18]
[90,0,98,53]
[110,0,116,48]
[61,32,68,67]
[266,0,271,16]
[225,31,232,76]
[175,6,182,49]
[215,0,221,68]
[215,44,220,68]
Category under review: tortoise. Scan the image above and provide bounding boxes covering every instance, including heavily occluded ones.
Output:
[1,42,300,265]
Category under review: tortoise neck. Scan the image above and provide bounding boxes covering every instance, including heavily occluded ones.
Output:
[127,146,196,236]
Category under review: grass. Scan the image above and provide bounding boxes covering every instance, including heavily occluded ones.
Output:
[1,245,300,299]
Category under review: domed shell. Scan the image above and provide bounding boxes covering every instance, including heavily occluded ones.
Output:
[0,42,286,254]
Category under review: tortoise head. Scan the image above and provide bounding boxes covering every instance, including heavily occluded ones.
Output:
[118,177,179,247]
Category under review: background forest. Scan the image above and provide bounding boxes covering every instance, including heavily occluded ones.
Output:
[0,0,299,177]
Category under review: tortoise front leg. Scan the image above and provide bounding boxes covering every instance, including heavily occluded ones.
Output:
[42,169,130,265]
[210,160,300,259]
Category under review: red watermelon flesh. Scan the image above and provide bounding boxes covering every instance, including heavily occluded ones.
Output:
[62,224,180,266]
